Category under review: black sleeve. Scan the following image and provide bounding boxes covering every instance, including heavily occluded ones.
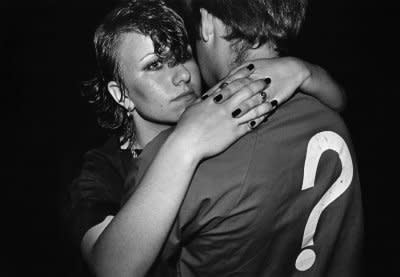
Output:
[67,149,125,247]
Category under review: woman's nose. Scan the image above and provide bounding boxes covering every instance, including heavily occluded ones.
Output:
[172,64,191,86]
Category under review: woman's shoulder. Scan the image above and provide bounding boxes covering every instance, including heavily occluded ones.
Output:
[77,136,132,184]
[85,136,130,166]
[85,136,122,160]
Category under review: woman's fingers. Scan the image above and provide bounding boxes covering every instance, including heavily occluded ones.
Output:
[201,63,255,99]
[222,78,270,107]
[222,63,255,84]
[236,102,274,124]
[236,114,267,136]
[246,115,267,130]
[200,78,273,123]
[210,77,253,103]
[230,91,271,119]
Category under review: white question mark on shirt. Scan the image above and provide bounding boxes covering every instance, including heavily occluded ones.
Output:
[295,131,353,271]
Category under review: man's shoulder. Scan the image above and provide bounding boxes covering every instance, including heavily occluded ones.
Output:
[180,94,350,215]
[279,93,344,127]
[134,128,174,181]
[259,93,348,140]
[174,132,258,229]
[189,131,258,190]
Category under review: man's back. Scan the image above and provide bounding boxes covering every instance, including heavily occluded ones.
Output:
[130,94,363,276]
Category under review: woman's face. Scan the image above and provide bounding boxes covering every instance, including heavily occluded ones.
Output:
[117,32,202,124]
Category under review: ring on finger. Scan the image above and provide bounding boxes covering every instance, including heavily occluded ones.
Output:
[219,82,229,90]
[260,91,267,103]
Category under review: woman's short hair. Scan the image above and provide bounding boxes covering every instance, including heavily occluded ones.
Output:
[83,0,191,147]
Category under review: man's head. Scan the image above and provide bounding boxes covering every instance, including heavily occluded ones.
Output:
[84,0,201,145]
[188,0,307,86]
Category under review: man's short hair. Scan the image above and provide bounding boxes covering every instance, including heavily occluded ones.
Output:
[83,0,191,148]
[191,0,308,60]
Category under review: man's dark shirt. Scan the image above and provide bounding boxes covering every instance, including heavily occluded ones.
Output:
[127,94,363,277]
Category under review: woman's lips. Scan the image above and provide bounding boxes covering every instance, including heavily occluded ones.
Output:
[173,90,198,102]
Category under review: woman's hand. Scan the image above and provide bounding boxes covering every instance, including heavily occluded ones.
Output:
[230,57,346,111]
[241,57,309,105]
[173,66,274,161]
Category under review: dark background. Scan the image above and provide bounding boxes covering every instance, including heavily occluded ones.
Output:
[5,0,397,276]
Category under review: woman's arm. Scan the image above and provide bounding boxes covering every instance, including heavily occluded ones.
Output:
[297,59,346,112]
[87,133,203,277]
[81,70,273,277]
[237,57,346,112]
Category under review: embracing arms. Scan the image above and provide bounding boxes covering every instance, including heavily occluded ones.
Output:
[241,57,346,112]
[298,59,346,112]
[78,58,345,277]
[81,69,272,277]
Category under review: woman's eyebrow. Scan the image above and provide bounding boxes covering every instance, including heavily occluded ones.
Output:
[140,52,155,61]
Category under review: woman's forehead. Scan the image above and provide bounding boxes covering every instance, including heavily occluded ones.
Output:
[118,32,155,63]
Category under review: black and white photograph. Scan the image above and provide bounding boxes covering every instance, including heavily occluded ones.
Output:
[6,0,396,276]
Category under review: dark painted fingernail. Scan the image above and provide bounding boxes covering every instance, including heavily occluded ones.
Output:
[219,82,228,89]
[247,63,254,71]
[232,108,241,118]
[214,94,223,103]
[250,121,256,128]
[270,99,278,109]
[201,94,209,100]
[264,77,271,85]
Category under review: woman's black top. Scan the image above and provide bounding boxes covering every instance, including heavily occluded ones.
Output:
[68,136,134,246]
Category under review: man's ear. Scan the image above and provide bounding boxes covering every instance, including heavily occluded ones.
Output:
[107,81,135,111]
[199,8,214,42]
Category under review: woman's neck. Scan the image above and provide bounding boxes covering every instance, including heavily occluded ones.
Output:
[132,111,172,149]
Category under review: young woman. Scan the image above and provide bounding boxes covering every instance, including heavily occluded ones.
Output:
[69,1,345,276]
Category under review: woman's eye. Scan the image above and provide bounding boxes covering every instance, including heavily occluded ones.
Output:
[145,60,164,71]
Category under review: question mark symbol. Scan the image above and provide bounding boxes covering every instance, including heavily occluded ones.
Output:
[295,131,354,271]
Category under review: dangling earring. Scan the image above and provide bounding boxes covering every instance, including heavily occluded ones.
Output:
[129,126,141,158]
[127,106,135,117]
[125,106,141,158]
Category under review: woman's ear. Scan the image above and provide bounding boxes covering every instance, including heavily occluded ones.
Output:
[107,81,135,111]
[199,8,214,42]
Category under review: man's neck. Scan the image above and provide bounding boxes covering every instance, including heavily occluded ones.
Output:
[244,43,279,61]
[220,43,279,81]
